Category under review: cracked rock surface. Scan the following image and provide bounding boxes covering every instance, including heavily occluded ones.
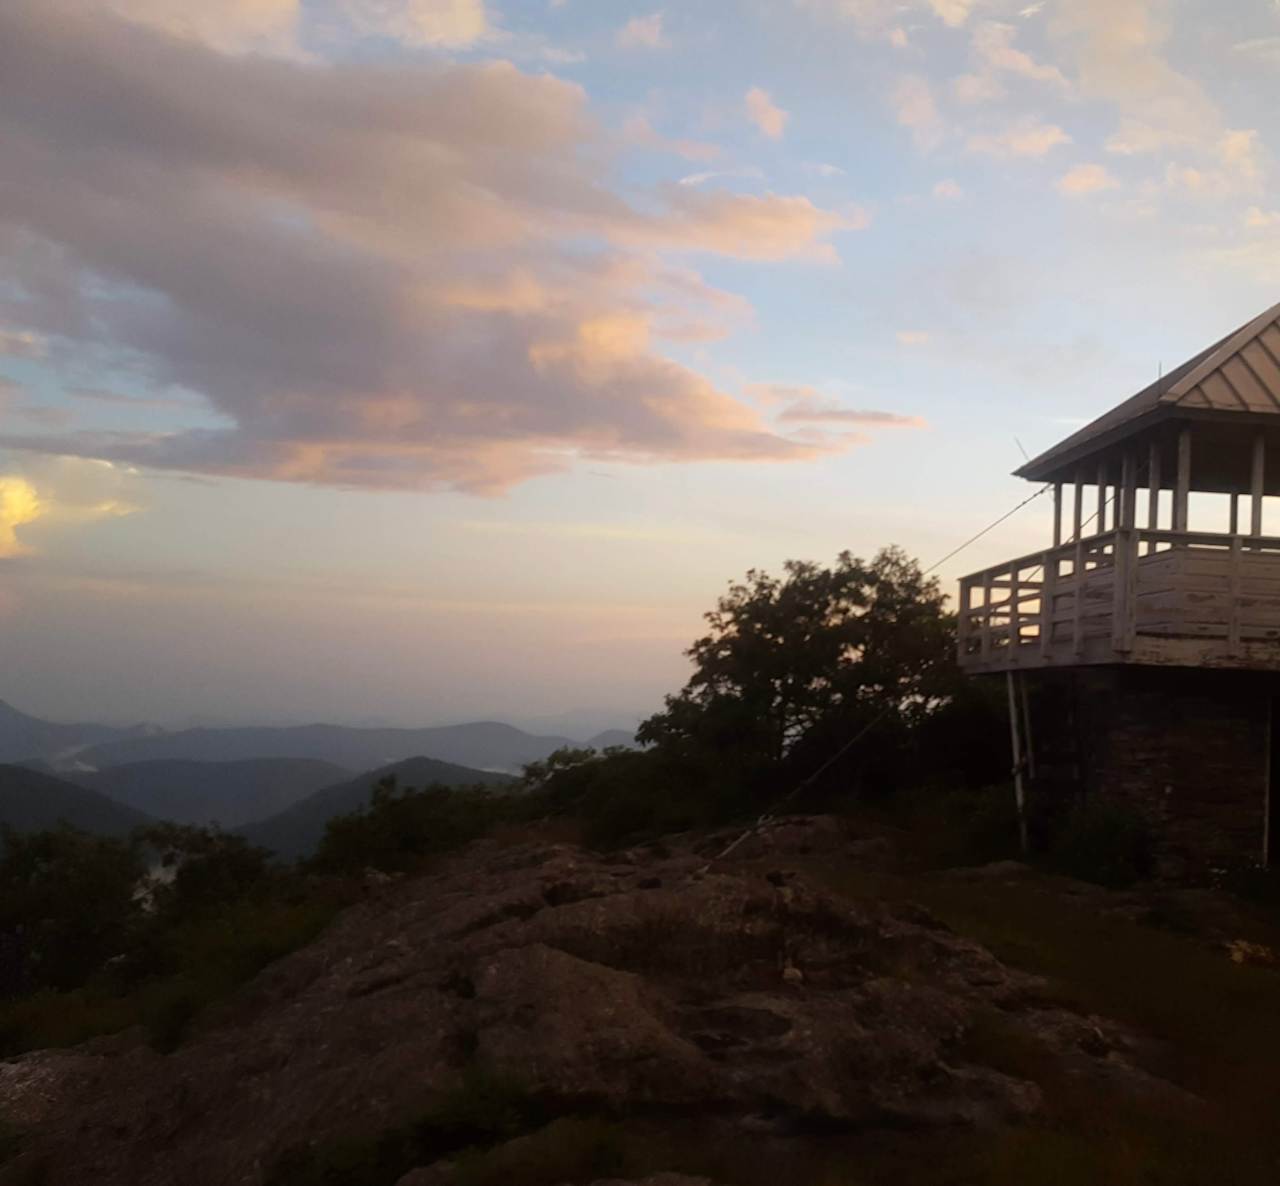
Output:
[0,818,1175,1185]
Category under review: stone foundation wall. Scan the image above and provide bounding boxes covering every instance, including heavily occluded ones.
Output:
[1029,667,1274,876]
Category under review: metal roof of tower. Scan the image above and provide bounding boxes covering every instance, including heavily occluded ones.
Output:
[1016,301,1280,482]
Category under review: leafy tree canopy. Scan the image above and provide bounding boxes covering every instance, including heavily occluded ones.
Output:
[637,547,956,773]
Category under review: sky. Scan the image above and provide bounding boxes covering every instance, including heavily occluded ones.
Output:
[2,0,1280,730]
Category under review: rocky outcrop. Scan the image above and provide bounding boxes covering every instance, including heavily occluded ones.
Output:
[0,819,1174,1185]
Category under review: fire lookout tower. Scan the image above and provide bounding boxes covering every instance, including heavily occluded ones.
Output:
[958,301,1280,873]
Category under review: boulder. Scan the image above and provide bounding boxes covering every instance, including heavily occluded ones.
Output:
[2,822,1173,1185]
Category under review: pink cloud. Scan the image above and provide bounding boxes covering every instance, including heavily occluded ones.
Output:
[0,2,861,493]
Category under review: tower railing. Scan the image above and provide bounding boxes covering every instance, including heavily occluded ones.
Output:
[958,528,1280,671]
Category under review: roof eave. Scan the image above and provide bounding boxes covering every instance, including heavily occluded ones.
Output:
[1013,405,1175,482]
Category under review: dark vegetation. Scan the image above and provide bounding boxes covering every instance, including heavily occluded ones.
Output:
[240,756,516,861]
[0,546,1165,1060]
[10,545,1280,1183]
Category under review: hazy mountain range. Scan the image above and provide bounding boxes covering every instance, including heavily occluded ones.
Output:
[0,764,150,838]
[239,756,516,860]
[69,758,353,829]
[0,699,635,856]
[0,699,153,767]
[0,699,634,773]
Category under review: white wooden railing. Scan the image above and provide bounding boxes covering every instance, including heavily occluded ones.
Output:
[958,528,1280,668]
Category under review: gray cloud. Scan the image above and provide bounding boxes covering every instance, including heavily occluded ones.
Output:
[0,2,859,492]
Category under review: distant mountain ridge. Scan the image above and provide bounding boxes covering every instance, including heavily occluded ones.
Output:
[0,699,152,766]
[80,719,603,774]
[585,729,638,750]
[0,764,151,840]
[239,756,515,859]
[72,758,352,829]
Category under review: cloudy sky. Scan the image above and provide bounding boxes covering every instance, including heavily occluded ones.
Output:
[2,0,1279,728]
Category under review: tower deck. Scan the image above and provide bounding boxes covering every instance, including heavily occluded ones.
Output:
[959,527,1280,674]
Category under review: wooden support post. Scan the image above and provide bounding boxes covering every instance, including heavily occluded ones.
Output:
[1039,551,1057,658]
[1229,535,1242,654]
[1174,426,1191,533]
[1147,439,1160,542]
[1230,492,1240,536]
[1072,471,1084,545]
[1096,461,1107,534]
[1252,432,1265,537]
[1112,526,1133,652]
[1121,450,1136,529]
[1019,675,1036,780]
[1072,536,1084,656]
[1009,567,1020,650]
[1052,483,1062,547]
[958,581,971,661]
[981,572,993,662]
[1125,528,1138,648]
[1006,671,1030,856]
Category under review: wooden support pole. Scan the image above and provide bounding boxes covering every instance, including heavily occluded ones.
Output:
[1252,432,1265,537]
[1147,439,1160,534]
[1112,525,1133,652]
[1121,450,1136,529]
[957,581,971,661]
[1019,674,1036,780]
[1073,471,1084,544]
[1174,426,1191,532]
[1009,567,1020,649]
[1229,534,1242,654]
[1096,461,1107,534]
[1230,492,1240,535]
[1072,536,1084,656]
[1006,671,1030,856]
[981,572,993,662]
[1039,550,1057,659]
[1052,482,1062,547]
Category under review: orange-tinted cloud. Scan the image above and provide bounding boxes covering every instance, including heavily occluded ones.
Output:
[0,476,42,557]
[0,2,862,493]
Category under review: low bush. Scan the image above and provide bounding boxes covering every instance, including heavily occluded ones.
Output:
[309,779,511,876]
[1046,798,1155,888]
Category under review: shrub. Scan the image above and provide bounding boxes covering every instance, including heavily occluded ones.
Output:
[0,826,145,992]
[1046,798,1155,888]
[311,779,509,875]
[139,824,272,921]
[520,747,744,852]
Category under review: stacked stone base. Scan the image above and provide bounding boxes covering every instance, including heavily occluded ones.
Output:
[1023,666,1276,878]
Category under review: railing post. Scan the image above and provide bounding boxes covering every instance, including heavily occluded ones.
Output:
[1121,450,1136,528]
[1147,438,1160,552]
[1229,534,1243,654]
[1009,567,1020,652]
[981,571,993,663]
[1112,527,1134,652]
[1174,426,1191,533]
[1125,528,1138,648]
[1073,536,1085,656]
[1040,550,1057,658]
[1252,431,1266,542]
[1097,460,1108,534]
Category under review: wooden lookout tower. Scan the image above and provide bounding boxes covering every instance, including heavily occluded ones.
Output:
[958,301,1280,873]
